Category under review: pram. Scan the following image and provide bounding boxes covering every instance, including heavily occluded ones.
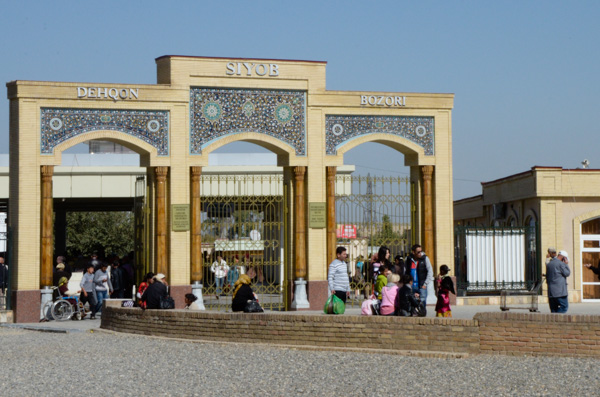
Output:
[41,286,87,321]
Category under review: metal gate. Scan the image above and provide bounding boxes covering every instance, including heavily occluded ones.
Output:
[454,225,540,295]
[335,174,412,305]
[200,174,288,311]
[134,176,150,285]
[0,206,10,310]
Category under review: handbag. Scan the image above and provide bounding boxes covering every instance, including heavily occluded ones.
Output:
[159,295,175,309]
[244,299,264,313]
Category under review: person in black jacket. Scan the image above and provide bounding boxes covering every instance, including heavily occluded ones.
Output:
[232,274,255,312]
[0,256,7,295]
[396,274,423,316]
[110,260,125,299]
[141,273,169,309]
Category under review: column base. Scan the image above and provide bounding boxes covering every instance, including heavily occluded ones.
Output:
[191,282,206,310]
[12,289,41,323]
[168,285,192,309]
[291,278,310,309]
[307,280,329,311]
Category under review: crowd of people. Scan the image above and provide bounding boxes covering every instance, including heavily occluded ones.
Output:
[329,244,456,317]
[48,250,264,316]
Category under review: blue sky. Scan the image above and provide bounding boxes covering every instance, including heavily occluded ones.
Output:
[1,1,599,199]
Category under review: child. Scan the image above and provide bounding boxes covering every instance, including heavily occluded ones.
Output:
[361,284,376,315]
[396,274,423,316]
[380,274,400,316]
[435,265,456,317]
[374,264,391,300]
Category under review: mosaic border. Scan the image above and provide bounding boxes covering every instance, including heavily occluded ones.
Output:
[41,108,170,156]
[325,115,434,155]
[190,87,306,155]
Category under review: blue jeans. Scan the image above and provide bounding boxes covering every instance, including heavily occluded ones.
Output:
[419,287,428,304]
[549,296,568,313]
[95,290,108,313]
[215,277,225,295]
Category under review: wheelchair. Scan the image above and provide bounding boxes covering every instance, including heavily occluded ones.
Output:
[42,286,87,321]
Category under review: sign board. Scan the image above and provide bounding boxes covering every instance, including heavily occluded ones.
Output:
[309,202,327,228]
[336,224,357,239]
[171,204,190,231]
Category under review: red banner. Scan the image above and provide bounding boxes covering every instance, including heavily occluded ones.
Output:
[336,224,357,239]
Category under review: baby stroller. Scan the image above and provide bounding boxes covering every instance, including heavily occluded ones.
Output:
[41,286,87,321]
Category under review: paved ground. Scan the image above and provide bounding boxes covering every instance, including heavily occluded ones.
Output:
[0,325,598,396]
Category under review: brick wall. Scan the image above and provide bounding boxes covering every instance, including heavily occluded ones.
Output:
[102,308,600,358]
[476,312,600,357]
[102,307,479,354]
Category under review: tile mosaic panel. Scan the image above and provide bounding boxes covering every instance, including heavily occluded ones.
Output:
[41,108,170,155]
[325,115,434,155]
[190,88,306,155]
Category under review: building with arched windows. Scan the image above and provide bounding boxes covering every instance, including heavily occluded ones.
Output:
[454,166,600,302]
[6,56,454,322]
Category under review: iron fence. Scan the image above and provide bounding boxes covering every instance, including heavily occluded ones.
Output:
[454,224,540,294]
[335,174,412,306]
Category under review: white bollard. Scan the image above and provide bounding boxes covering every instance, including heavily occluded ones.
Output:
[291,278,310,309]
[40,287,53,320]
[191,282,205,310]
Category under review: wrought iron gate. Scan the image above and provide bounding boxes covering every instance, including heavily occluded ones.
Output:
[454,225,540,295]
[200,174,288,311]
[134,176,150,285]
[335,174,412,305]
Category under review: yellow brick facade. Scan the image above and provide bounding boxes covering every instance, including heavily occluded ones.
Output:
[454,166,600,302]
[7,56,454,319]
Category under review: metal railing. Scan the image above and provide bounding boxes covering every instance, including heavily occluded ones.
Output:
[454,224,540,294]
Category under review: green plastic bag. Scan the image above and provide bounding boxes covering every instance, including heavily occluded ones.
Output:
[324,294,345,315]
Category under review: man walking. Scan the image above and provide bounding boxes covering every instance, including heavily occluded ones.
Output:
[80,264,98,319]
[546,250,570,313]
[328,246,350,304]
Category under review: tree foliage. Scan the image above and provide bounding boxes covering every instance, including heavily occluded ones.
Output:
[65,212,134,257]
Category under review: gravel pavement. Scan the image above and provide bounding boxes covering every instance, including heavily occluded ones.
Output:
[0,327,598,396]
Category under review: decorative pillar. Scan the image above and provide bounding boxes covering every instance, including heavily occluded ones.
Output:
[155,167,168,277]
[190,167,202,282]
[291,166,309,309]
[422,165,435,270]
[190,166,205,310]
[40,165,54,288]
[326,166,337,265]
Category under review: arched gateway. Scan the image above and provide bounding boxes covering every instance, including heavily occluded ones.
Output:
[6,56,454,322]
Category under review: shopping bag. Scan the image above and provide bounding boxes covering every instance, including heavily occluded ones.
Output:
[323,294,345,315]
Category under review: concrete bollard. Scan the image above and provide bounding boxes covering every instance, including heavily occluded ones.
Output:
[191,282,205,310]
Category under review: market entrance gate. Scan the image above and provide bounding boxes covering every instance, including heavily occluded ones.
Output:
[335,174,412,306]
[199,174,288,311]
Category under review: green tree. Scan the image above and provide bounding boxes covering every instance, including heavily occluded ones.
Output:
[65,211,134,257]
[374,214,402,243]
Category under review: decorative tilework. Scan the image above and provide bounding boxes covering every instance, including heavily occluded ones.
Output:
[40,108,170,155]
[325,115,434,155]
[190,88,306,155]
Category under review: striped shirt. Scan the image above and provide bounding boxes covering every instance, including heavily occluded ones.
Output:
[328,259,350,292]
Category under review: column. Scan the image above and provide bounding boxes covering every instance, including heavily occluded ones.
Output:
[422,165,435,268]
[155,167,168,277]
[190,166,205,309]
[326,166,337,265]
[190,167,202,283]
[291,166,309,309]
[40,165,54,288]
